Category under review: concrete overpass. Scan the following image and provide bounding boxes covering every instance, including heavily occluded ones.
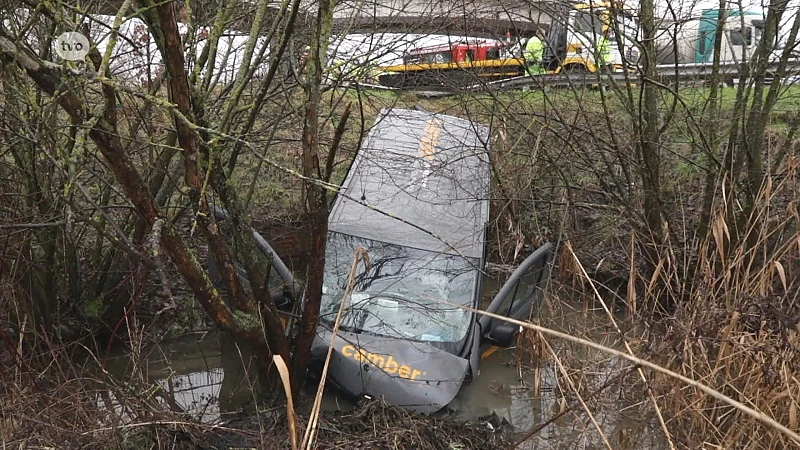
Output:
[91,0,553,39]
[330,0,554,38]
[330,16,550,39]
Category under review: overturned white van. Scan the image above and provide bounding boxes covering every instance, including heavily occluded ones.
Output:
[310,108,554,414]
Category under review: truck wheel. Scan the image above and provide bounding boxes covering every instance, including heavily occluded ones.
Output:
[564,64,586,73]
[563,64,588,86]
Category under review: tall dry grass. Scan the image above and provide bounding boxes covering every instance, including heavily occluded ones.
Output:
[475,81,800,448]
[491,114,800,447]
[649,157,800,449]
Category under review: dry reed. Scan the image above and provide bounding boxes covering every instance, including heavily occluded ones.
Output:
[647,157,800,449]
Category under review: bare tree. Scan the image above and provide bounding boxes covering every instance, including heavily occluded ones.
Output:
[0,0,356,403]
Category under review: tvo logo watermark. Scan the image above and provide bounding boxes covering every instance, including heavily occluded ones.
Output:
[54,32,90,61]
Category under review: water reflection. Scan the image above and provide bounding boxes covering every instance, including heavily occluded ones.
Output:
[161,368,224,419]
[448,343,667,449]
[100,332,224,421]
[102,332,352,423]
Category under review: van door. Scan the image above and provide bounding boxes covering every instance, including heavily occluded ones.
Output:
[209,207,300,311]
[479,242,555,348]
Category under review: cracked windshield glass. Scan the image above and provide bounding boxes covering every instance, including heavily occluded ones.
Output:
[320,232,476,344]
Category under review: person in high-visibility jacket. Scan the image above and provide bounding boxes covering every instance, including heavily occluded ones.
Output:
[524,28,547,76]
[595,29,613,71]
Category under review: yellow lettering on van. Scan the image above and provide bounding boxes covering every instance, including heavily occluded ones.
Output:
[385,356,398,374]
[368,353,385,367]
[339,345,426,380]
[398,366,411,378]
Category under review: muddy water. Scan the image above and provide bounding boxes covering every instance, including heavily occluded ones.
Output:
[101,302,668,448]
[448,305,669,449]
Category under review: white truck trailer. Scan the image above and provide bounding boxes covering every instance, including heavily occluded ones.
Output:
[656,8,765,65]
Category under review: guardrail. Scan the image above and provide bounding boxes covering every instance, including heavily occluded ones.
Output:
[474,58,800,90]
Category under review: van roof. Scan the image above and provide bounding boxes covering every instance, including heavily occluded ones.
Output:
[328,108,491,260]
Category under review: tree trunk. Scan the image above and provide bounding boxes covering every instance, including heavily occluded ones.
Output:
[290,0,336,397]
[638,0,666,293]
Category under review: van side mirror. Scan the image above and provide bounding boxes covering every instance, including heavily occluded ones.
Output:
[485,322,519,348]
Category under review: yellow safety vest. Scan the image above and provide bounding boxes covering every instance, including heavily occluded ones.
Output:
[597,37,612,65]
[525,37,545,63]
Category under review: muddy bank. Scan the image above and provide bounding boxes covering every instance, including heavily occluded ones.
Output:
[197,399,512,450]
[118,399,511,449]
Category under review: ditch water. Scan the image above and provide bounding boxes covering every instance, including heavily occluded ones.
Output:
[101,300,668,449]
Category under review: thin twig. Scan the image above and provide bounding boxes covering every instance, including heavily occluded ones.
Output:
[0,221,66,229]
[542,334,614,450]
[301,247,370,450]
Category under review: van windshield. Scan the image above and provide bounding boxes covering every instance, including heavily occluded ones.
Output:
[320,232,477,345]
